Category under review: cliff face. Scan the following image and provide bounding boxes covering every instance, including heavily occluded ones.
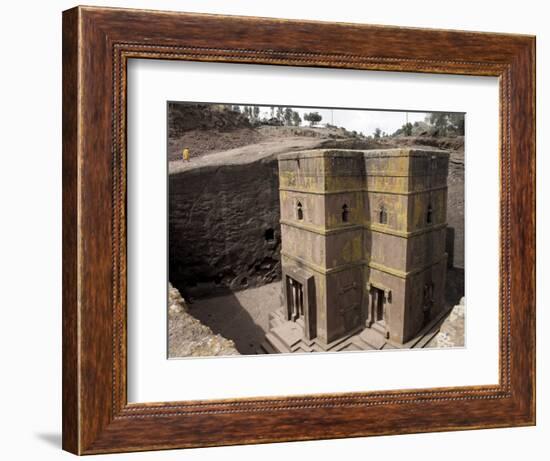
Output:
[169,158,282,297]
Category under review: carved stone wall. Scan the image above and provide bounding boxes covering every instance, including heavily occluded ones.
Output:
[169,160,281,297]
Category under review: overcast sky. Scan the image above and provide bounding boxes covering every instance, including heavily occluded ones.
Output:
[239,105,429,136]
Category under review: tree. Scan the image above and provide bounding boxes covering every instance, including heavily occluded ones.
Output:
[276,107,284,122]
[426,113,450,136]
[253,106,260,122]
[448,113,465,135]
[283,107,293,126]
[304,112,322,126]
[373,127,382,139]
[392,122,414,137]
[425,112,464,136]
[291,111,302,126]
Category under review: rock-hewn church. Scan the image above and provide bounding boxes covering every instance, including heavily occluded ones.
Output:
[263,148,449,353]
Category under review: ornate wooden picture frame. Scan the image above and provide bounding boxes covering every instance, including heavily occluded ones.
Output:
[62,5,535,455]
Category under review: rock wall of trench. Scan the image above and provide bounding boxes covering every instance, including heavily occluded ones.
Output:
[169,159,281,297]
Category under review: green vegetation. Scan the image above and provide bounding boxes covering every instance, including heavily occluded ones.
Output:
[426,113,464,136]
[303,112,323,126]
[392,113,465,137]
[291,111,302,127]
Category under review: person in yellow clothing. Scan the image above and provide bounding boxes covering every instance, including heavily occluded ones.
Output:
[182,147,190,162]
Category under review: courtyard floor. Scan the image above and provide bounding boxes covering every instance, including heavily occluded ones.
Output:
[186,281,283,355]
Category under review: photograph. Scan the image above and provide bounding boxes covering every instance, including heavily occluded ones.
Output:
[167,102,466,357]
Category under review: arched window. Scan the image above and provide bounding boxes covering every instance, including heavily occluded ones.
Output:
[342,204,349,222]
[296,201,303,220]
[379,204,388,224]
[426,203,433,224]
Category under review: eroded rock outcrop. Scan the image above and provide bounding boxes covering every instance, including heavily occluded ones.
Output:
[429,297,465,348]
[168,284,239,357]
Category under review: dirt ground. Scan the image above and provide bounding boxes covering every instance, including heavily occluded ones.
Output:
[185,282,284,355]
[168,121,371,161]
[169,136,325,174]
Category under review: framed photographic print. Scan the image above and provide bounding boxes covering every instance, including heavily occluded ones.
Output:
[62,5,535,455]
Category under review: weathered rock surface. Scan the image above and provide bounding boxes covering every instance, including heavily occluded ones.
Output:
[428,297,465,348]
[168,283,188,313]
[168,284,239,358]
[169,150,289,297]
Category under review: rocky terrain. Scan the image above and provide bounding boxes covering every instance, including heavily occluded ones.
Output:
[168,283,239,358]
[427,297,465,348]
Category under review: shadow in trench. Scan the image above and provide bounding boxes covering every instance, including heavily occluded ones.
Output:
[445,266,465,307]
[186,291,271,355]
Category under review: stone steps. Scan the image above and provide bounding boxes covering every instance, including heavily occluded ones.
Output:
[269,316,285,330]
[358,327,387,350]
[268,308,287,330]
[258,340,278,354]
[262,307,449,354]
[263,332,292,353]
